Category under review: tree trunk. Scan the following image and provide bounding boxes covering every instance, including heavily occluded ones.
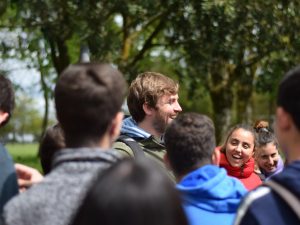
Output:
[207,60,235,144]
[37,51,49,142]
[210,88,233,145]
[235,66,256,123]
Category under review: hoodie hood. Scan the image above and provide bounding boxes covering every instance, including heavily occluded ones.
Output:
[120,117,151,139]
[177,165,247,212]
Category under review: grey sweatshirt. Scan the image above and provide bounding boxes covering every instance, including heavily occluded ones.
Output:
[3,148,121,225]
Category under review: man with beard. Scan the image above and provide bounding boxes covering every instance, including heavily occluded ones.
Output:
[113,72,182,178]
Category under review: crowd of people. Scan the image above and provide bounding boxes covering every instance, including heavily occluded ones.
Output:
[0,62,299,225]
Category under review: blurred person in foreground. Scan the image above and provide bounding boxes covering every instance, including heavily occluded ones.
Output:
[3,63,127,225]
[71,158,188,225]
[0,75,19,215]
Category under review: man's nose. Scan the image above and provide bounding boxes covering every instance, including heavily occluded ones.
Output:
[174,101,182,112]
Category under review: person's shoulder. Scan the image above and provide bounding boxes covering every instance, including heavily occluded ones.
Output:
[3,184,41,224]
[234,184,286,225]
[113,140,134,157]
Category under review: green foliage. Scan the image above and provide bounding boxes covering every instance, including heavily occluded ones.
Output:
[1,0,300,143]
[0,93,44,141]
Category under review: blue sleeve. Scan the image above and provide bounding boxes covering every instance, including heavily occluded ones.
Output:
[0,144,19,214]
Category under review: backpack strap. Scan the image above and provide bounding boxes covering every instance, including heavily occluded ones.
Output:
[264,180,300,220]
[116,135,145,159]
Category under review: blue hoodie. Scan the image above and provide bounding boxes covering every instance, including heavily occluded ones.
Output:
[177,165,247,225]
[121,117,151,139]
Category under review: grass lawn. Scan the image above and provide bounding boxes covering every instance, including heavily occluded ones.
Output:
[6,143,42,172]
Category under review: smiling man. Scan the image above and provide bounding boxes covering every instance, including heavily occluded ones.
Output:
[113,72,182,177]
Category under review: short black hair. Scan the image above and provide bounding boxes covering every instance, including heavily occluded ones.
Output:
[164,112,216,176]
[71,158,188,225]
[0,75,15,127]
[55,63,127,146]
[277,65,300,131]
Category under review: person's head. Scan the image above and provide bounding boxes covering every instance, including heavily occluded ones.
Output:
[55,63,127,148]
[276,66,300,157]
[38,123,65,175]
[71,158,188,225]
[127,72,182,135]
[221,124,257,168]
[164,112,216,178]
[0,75,15,127]
[255,128,279,173]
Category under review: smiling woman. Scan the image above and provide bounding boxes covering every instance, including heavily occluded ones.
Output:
[254,128,284,181]
[218,124,262,190]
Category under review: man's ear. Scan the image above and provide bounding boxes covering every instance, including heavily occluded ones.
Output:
[109,112,124,141]
[142,103,154,116]
[163,153,172,170]
[0,111,9,126]
[276,107,292,131]
[212,147,220,166]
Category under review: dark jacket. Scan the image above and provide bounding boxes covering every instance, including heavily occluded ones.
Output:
[0,143,18,215]
[3,148,120,225]
[234,160,300,225]
[113,117,173,179]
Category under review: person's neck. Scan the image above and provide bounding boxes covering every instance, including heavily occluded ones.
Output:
[65,134,112,149]
[283,138,300,164]
[286,149,300,164]
[138,120,162,138]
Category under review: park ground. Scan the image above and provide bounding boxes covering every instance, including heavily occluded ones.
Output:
[6,143,42,172]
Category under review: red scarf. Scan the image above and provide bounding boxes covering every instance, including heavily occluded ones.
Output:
[219,151,255,178]
[219,150,262,190]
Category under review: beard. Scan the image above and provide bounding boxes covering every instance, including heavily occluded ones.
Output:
[152,110,169,136]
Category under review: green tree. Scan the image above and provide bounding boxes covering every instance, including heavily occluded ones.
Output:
[0,94,44,142]
[167,0,300,142]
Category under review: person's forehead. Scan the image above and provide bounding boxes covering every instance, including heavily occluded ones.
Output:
[159,93,179,100]
[259,143,278,154]
[230,129,254,142]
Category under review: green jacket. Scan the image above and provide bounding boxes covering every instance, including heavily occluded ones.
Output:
[113,135,174,181]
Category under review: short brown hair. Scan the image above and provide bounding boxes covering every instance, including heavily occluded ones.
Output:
[55,63,127,146]
[127,72,179,123]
